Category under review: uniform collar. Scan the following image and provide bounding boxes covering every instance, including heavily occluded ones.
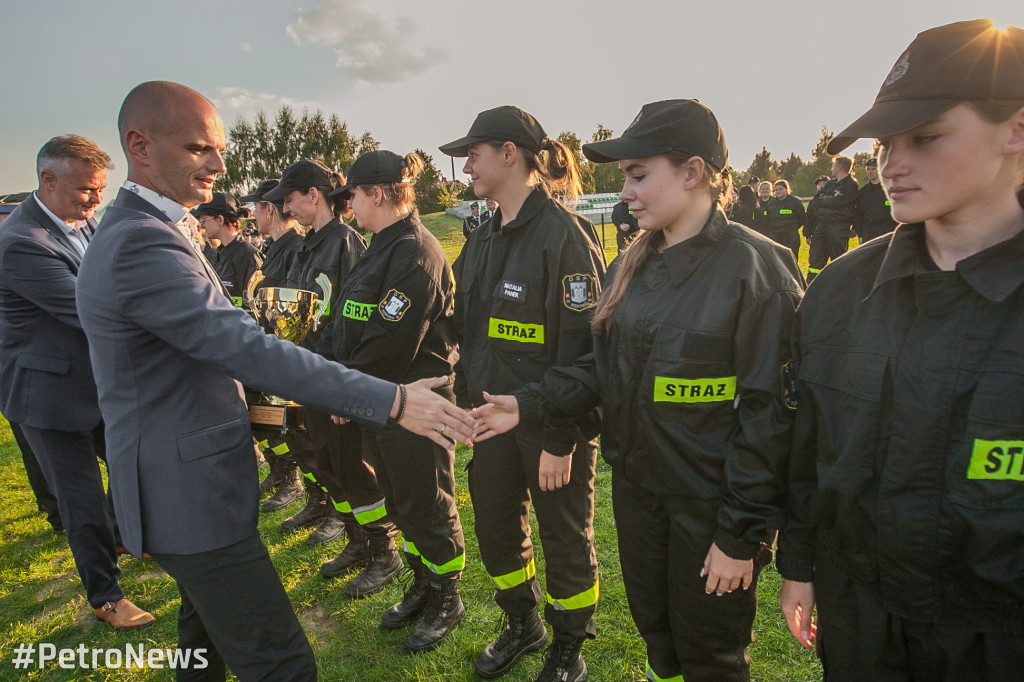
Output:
[869,215,1024,303]
[479,187,548,241]
[658,207,728,286]
[367,212,417,254]
[303,218,341,250]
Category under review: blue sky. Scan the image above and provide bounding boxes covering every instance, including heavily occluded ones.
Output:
[1,0,1017,198]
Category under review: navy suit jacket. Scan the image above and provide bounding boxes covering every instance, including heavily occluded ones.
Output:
[0,196,100,432]
[76,188,396,555]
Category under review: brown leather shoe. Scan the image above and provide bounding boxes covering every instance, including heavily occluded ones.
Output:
[93,599,156,630]
[115,545,154,561]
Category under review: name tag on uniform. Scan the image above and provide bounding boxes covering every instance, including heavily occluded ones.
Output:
[779,209,793,215]
[343,300,376,321]
[498,278,527,303]
[967,440,1024,480]
[653,376,737,403]
[488,318,544,344]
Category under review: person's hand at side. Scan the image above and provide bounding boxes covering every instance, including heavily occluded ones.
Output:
[701,543,753,596]
[538,450,571,492]
[391,377,475,448]
[778,579,816,651]
[471,391,520,442]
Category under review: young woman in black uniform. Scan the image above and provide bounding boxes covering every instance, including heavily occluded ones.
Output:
[440,106,607,682]
[192,192,262,307]
[474,99,803,682]
[325,149,466,653]
[765,179,805,260]
[778,20,1024,681]
[264,160,401,596]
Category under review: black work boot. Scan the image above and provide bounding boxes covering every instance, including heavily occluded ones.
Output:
[278,479,326,530]
[534,633,587,682]
[406,573,465,653]
[306,505,346,546]
[259,453,283,494]
[321,515,369,577]
[474,609,548,678]
[261,459,304,512]
[345,523,403,598]
[381,557,429,628]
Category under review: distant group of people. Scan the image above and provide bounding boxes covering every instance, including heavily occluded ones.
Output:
[1,17,1023,682]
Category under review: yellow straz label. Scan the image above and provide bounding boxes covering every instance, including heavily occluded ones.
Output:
[779,209,793,215]
[967,440,1024,480]
[488,318,544,344]
[343,300,376,321]
[653,376,737,403]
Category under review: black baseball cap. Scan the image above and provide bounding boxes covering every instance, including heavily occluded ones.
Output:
[748,176,760,184]
[193,192,239,218]
[815,175,831,184]
[439,105,548,157]
[828,19,1024,154]
[582,99,729,173]
[239,179,281,204]
[263,159,336,201]
[328,150,406,198]
[865,158,878,167]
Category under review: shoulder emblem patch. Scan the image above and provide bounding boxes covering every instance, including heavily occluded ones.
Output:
[562,273,595,311]
[379,289,411,322]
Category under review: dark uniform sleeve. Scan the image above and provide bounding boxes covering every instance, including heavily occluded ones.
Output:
[539,222,606,457]
[776,309,818,582]
[314,228,366,358]
[714,277,803,560]
[514,350,603,429]
[804,195,819,239]
[337,248,447,384]
[816,180,859,208]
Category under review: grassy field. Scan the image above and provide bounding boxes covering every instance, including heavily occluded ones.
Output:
[0,211,828,680]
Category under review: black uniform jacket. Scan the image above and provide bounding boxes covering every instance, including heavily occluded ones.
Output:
[854,181,897,235]
[518,210,804,560]
[752,197,772,235]
[285,218,366,358]
[213,236,262,306]
[804,189,825,239]
[733,185,757,228]
[257,228,304,290]
[766,195,806,238]
[778,198,1024,625]
[330,213,457,383]
[452,188,607,455]
[814,175,859,225]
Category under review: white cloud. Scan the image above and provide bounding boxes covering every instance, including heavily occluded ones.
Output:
[286,0,446,84]
[238,41,252,52]
[210,87,317,113]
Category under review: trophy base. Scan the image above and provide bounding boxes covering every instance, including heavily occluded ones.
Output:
[249,400,306,434]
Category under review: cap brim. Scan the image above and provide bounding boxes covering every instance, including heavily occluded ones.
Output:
[827,98,961,154]
[261,182,297,201]
[238,193,261,203]
[327,183,354,199]
[582,137,672,164]
[438,135,487,157]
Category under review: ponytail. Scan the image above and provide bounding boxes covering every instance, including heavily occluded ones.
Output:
[355,151,423,212]
[491,138,583,204]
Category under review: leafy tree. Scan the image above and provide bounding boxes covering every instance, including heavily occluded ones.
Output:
[746,147,779,183]
[215,106,378,197]
[811,125,835,161]
[587,124,623,194]
[557,130,594,194]
[777,152,804,183]
[412,148,451,214]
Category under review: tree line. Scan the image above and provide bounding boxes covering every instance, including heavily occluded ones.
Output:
[215,107,874,212]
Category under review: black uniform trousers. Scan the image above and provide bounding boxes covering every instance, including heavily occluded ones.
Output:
[613,473,762,682]
[304,409,384,522]
[8,419,60,525]
[767,229,801,262]
[808,223,851,280]
[152,532,316,682]
[252,426,313,472]
[362,415,465,574]
[814,562,1024,682]
[19,423,123,609]
[468,426,598,639]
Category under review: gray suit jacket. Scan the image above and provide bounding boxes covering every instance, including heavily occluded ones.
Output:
[77,189,396,555]
[0,196,100,432]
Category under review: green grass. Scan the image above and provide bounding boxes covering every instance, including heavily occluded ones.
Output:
[0,212,825,680]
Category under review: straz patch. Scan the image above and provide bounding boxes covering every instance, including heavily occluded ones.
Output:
[967,440,1024,481]
[488,318,544,344]
[343,300,376,322]
[378,289,411,322]
[498,278,528,303]
[781,360,798,410]
[562,273,595,311]
[653,376,737,403]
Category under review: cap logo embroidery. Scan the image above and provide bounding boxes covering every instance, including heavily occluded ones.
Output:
[884,51,910,86]
[624,111,644,134]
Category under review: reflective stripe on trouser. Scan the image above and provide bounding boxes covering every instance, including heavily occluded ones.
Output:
[352,498,388,525]
[332,499,352,513]
[361,396,465,582]
[545,580,599,611]
[613,473,761,682]
[304,408,383,514]
[403,540,465,576]
[468,427,598,639]
[646,660,685,681]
